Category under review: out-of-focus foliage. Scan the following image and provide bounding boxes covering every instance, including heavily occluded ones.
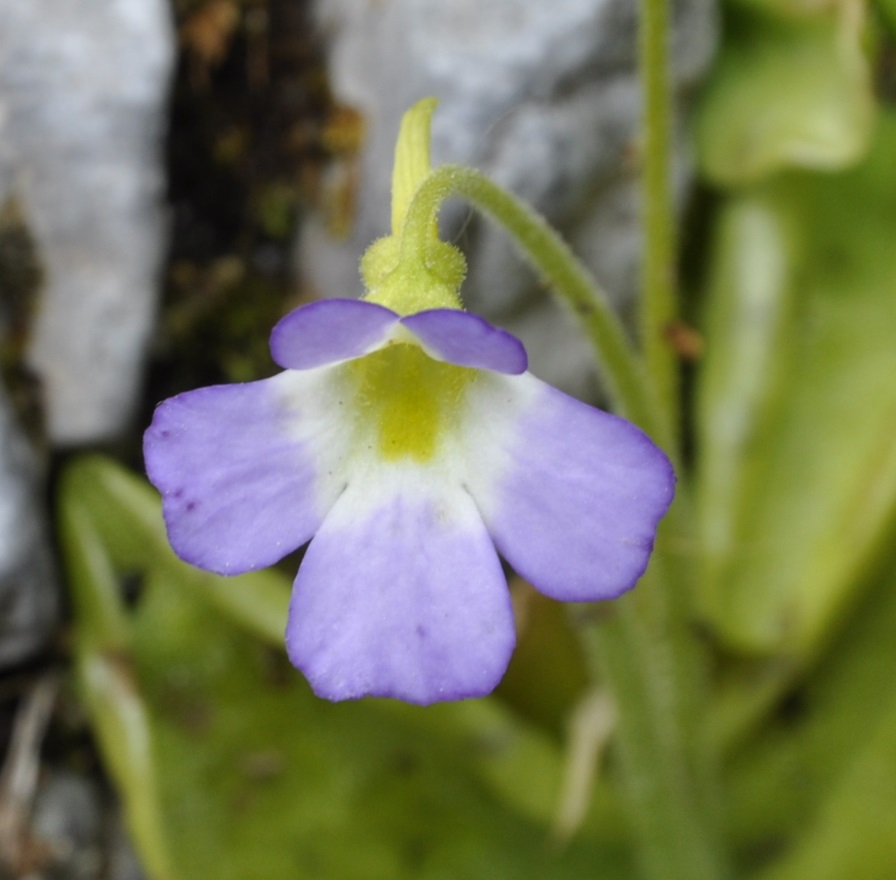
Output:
[692,0,896,876]
[880,0,896,30]
[726,549,896,879]
[695,2,874,184]
[696,113,896,656]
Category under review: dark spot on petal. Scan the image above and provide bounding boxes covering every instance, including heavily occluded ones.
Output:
[415,624,427,640]
[185,501,197,512]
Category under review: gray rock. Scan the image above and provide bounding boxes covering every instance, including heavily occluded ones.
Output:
[9,766,146,880]
[0,381,58,668]
[0,0,174,444]
[302,0,716,398]
[105,812,147,880]
[28,772,103,880]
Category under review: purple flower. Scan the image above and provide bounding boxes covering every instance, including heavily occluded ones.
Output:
[144,298,675,704]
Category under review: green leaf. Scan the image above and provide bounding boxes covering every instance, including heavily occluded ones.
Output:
[59,488,176,880]
[696,113,896,656]
[695,8,874,185]
[724,550,896,878]
[726,0,858,20]
[756,702,896,880]
[875,0,896,35]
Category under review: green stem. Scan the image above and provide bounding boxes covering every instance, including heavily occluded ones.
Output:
[581,10,731,875]
[639,0,680,442]
[585,522,731,880]
[401,165,670,451]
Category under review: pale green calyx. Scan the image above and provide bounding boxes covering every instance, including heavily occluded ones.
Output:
[360,98,466,315]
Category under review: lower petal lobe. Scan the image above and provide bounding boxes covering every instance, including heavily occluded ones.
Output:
[286,467,516,704]
[144,372,344,575]
[465,373,676,602]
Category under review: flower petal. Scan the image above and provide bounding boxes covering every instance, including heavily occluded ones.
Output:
[401,309,528,374]
[144,370,349,575]
[269,299,399,370]
[464,373,676,601]
[285,467,516,704]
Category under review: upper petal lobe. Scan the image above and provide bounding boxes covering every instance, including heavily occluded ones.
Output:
[270,299,399,370]
[400,309,527,374]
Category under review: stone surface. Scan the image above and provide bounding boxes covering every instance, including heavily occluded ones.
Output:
[0,0,174,444]
[2,763,145,880]
[28,772,103,880]
[0,382,58,668]
[303,0,717,398]
[105,812,147,880]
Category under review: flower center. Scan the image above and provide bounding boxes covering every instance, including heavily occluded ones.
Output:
[348,344,473,462]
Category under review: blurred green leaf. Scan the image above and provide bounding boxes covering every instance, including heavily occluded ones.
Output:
[724,548,896,878]
[727,0,858,20]
[60,489,177,880]
[134,574,609,880]
[876,0,896,33]
[757,702,896,880]
[696,113,896,656]
[695,7,874,185]
[59,456,633,879]
[496,587,590,736]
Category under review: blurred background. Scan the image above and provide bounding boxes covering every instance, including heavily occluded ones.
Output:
[1,1,895,878]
